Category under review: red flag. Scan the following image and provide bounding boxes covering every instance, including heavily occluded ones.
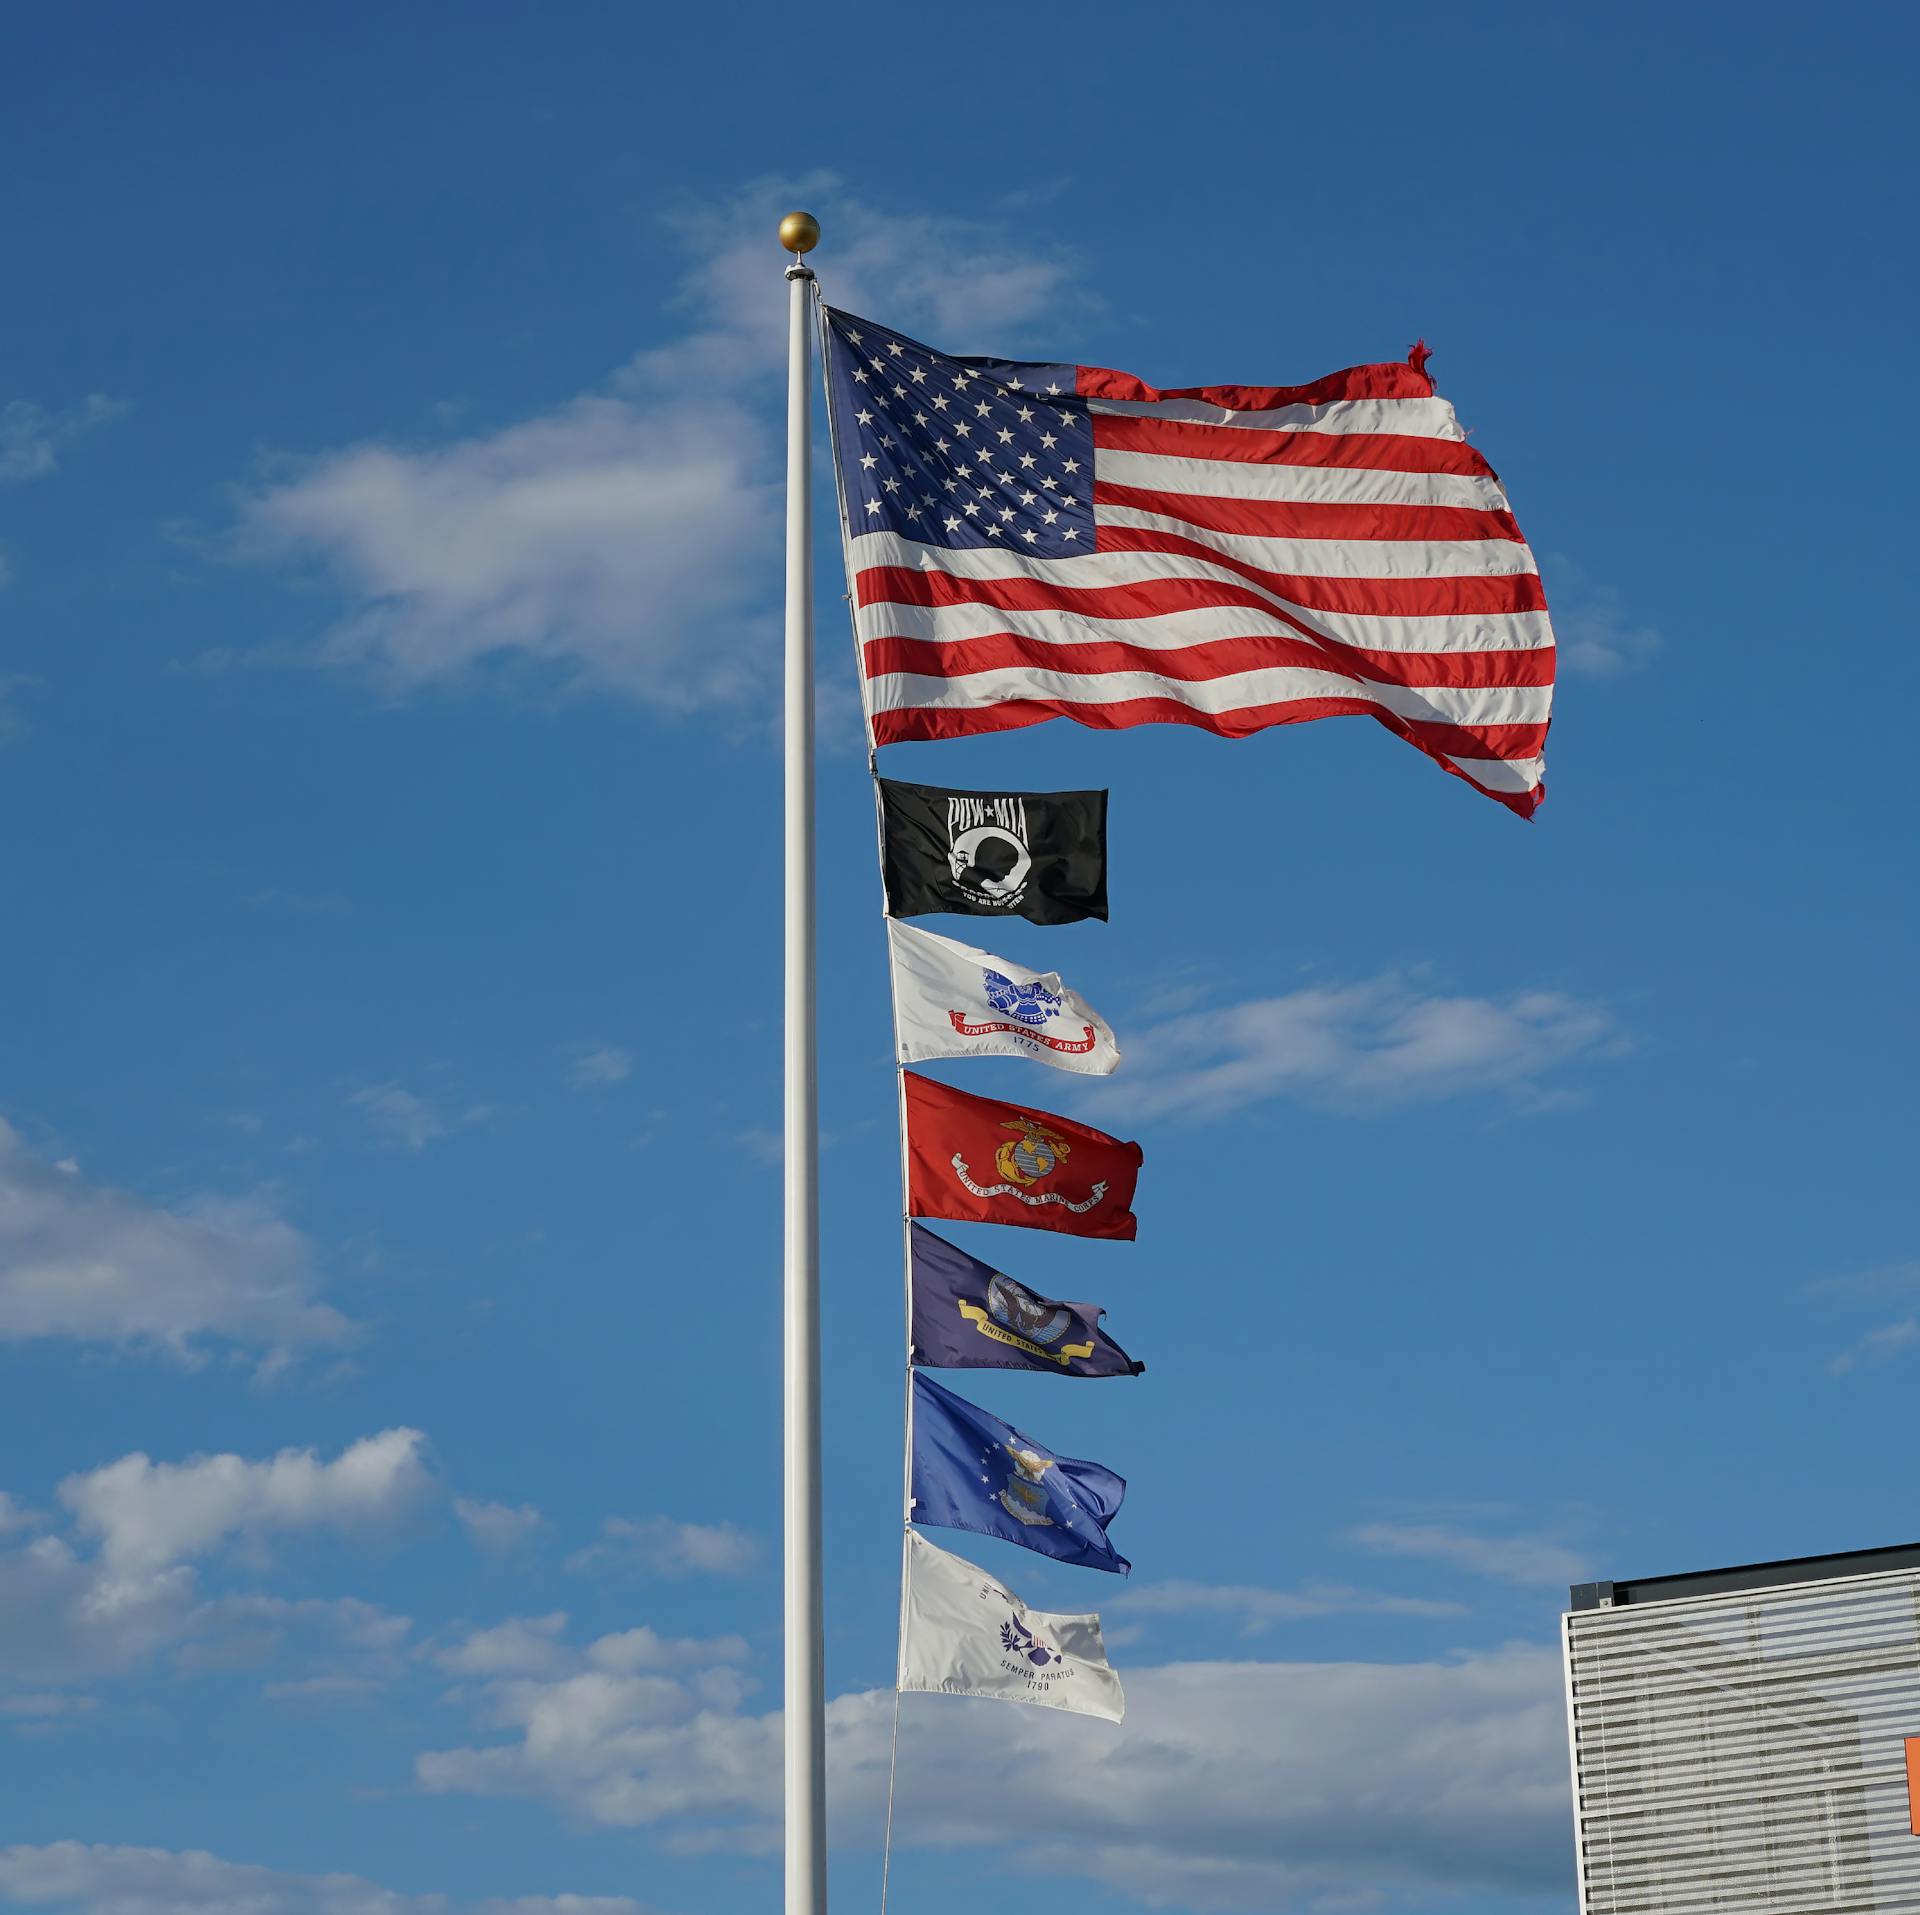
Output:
[904,1072,1142,1242]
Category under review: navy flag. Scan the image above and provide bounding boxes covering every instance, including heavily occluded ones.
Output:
[909,1225,1143,1379]
[910,1373,1129,1576]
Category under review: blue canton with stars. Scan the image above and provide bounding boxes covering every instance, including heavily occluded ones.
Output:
[823,307,1095,556]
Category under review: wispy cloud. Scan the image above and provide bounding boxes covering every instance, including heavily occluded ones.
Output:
[1090,973,1618,1123]
[0,1842,662,1915]
[565,1515,759,1578]
[1828,1317,1920,1376]
[1547,555,1662,677]
[1810,1258,1920,1375]
[225,179,1083,708]
[349,1082,450,1151]
[0,394,128,482]
[569,1046,632,1089]
[0,1117,353,1364]
[454,1497,544,1556]
[1119,1579,1465,1636]
[1348,1522,1589,1587]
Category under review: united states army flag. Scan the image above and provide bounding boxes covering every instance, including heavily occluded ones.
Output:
[888,920,1119,1076]
[898,1531,1125,1722]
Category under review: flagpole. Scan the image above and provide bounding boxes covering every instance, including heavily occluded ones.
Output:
[779,208,827,1915]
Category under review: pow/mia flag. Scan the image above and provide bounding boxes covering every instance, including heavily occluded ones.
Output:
[877,777,1107,925]
[898,1531,1125,1724]
[909,1224,1143,1378]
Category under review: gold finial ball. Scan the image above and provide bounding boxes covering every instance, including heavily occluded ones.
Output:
[778,210,821,256]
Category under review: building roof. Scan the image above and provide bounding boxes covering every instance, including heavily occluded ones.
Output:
[1569,1538,1920,1611]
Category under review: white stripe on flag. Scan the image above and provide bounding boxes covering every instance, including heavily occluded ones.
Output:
[854,595,1555,661]
[1095,506,1539,580]
[1095,448,1512,512]
[1086,394,1466,438]
[865,663,1551,729]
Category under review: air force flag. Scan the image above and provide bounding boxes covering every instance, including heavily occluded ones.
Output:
[888,921,1119,1076]
[899,1531,1125,1723]
[910,1373,1129,1575]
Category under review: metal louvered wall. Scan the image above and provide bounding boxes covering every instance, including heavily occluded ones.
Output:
[1564,1568,1920,1914]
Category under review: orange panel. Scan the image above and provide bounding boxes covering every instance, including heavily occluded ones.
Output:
[1908,1738,1920,1838]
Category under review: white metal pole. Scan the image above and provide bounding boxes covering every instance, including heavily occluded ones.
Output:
[779,211,826,1915]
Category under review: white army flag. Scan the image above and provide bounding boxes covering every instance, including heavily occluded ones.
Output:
[898,1530,1125,1722]
[887,921,1119,1077]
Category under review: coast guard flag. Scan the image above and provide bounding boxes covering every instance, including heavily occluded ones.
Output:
[889,921,1119,1077]
[909,1224,1142,1378]
[904,1072,1142,1241]
[899,1531,1125,1723]
[825,309,1554,816]
[911,1372,1129,1574]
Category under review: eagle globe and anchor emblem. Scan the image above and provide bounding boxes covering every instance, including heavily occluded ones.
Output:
[950,1115,1110,1214]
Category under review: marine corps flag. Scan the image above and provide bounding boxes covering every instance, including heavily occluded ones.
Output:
[878,777,1107,925]
[909,1225,1143,1377]
[888,921,1120,1077]
[904,1072,1141,1241]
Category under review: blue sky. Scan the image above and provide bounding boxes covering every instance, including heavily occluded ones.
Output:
[2,4,1917,1912]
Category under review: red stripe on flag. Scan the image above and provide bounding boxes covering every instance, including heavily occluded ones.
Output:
[870,695,1544,817]
[1077,360,1434,408]
[861,630,1556,693]
[1092,412,1498,478]
[1095,480,1525,545]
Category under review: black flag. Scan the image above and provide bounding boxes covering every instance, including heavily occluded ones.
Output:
[909,1225,1143,1378]
[877,777,1107,925]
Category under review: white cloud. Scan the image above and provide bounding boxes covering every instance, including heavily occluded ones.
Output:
[1091,974,1616,1123]
[1547,555,1661,677]
[0,1118,353,1363]
[0,1493,36,1537]
[1828,1316,1920,1376]
[228,180,1081,707]
[435,1614,572,1679]
[0,672,32,743]
[0,1844,661,1915]
[1347,1523,1589,1588]
[58,1429,433,1572]
[0,395,127,483]
[453,1498,543,1556]
[568,1047,631,1089]
[0,1531,411,1687]
[0,1533,196,1682]
[0,1693,95,1720]
[348,1083,447,1151]
[1119,1579,1466,1636]
[416,1617,1568,1910]
[564,1516,758,1578]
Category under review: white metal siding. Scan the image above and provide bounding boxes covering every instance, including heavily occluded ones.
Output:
[1565,1568,1920,1913]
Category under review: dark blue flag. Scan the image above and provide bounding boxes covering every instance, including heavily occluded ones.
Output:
[910,1373,1129,1575]
[909,1225,1144,1379]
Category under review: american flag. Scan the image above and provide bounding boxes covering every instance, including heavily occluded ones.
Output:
[822,306,1555,817]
